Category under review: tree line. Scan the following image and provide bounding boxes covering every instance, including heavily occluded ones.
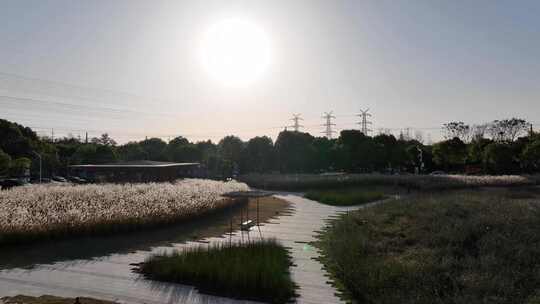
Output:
[1,117,539,178]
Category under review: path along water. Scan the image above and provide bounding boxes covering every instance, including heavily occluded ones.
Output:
[0,194,377,304]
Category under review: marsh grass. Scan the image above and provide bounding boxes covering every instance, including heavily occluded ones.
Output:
[316,189,540,304]
[240,173,536,191]
[0,201,246,246]
[139,238,296,304]
[0,179,248,246]
[305,189,385,206]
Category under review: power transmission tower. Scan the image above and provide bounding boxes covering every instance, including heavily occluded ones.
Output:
[290,114,303,132]
[404,127,411,140]
[321,111,336,138]
[357,108,372,135]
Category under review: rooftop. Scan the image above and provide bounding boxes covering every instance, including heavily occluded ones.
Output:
[70,160,199,168]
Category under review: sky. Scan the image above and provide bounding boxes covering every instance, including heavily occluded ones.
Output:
[1,0,539,143]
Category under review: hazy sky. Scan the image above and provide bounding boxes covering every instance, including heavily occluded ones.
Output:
[1,0,539,143]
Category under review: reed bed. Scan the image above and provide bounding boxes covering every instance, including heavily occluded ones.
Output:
[240,173,536,191]
[139,239,296,304]
[0,179,248,245]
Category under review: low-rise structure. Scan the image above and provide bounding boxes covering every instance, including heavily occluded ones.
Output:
[70,160,200,183]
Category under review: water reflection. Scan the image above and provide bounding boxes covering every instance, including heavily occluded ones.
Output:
[0,197,292,270]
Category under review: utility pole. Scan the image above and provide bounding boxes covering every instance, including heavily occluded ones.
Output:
[357,108,372,135]
[85,132,88,144]
[290,114,303,132]
[51,128,54,143]
[321,111,336,138]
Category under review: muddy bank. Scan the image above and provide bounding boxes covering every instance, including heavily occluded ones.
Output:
[1,295,116,304]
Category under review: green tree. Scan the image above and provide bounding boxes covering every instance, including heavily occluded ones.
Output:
[10,157,31,177]
[55,137,83,176]
[488,118,529,142]
[218,136,244,165]
[432,137,467,171]
[443,121,470,142]
[521,140,540,172]
[94,145,118,164]
[117,142,148,161]
[90,133,117,146]
[0,119,36,158]
[468,138,492,164]
[0,149,11,176]
[164,136,201,163]
[336,130,376,172]
[242,136,275,173]
[71,144,117,164]
[405,144,424,172]
[166,144,201,163]
[372,134,398,170]
[312,137,337,172]
[274,131,316,173]
[169,136,190,147]
[196,140,219,176]
[140,138,167,161]
[483,142,516,174]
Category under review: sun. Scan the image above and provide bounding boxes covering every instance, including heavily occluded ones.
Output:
[200,19,271,87]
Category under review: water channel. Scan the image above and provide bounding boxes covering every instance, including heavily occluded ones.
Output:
[0,194,363,304]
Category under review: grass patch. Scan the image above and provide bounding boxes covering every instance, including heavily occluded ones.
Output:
[305,189,385,206]
[316,189,540,304]
[138,238,296,303]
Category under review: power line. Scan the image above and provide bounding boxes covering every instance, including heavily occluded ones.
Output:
[321,111,336,138]
[0,94,177,119]
[0,70,177,109]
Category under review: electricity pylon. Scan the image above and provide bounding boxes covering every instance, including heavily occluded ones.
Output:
[290,114,303,132]
[357,108,372,135]
[321,111,336,138]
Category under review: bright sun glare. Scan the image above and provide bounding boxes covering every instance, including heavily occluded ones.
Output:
[200,19,271,87]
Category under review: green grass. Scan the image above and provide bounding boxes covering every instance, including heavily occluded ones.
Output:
[305,189,385,206]
[139,238,297,304]
[316,189,540,304]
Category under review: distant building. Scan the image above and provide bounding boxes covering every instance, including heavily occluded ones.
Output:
[70,160,201,183]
